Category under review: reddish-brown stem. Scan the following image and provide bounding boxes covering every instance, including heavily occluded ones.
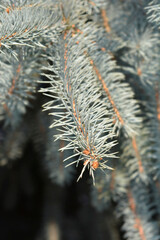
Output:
[8,64,21,95]
[101,9,111,33]
[132,136,144,173]
[90,59,124,125]
[89,1,96,6]
[128,191,146,240]
[137,68,142,76]
[155,83,160,123]
[63,37,100,168]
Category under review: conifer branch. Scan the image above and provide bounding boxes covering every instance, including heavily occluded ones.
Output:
[40,31,117,183]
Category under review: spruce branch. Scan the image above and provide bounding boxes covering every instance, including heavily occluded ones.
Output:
[87,47,141,136]
[0,51,39,127]
[116,185,160,240]
[0,0,160,238]
[120,131,152,184]
[0,0,58,55]
[40,31,118,183]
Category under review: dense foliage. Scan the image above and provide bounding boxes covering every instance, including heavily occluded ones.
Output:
[1,0,160,239]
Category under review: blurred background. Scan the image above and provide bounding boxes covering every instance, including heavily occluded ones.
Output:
[0,140,121,240]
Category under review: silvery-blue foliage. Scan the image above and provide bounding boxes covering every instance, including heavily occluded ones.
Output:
[1,0,160,239]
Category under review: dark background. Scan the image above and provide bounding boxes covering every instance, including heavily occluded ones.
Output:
[0,141,122,240]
